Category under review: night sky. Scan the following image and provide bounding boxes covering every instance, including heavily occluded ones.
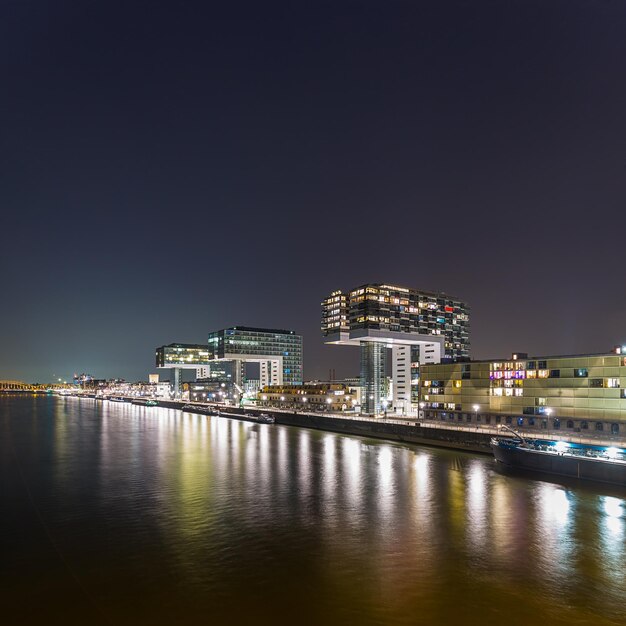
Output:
[2,0,626,383]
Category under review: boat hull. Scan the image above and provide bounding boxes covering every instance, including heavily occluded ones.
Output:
[492,442,626,486]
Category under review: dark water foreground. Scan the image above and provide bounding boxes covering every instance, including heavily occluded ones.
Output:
[1,395,624,626]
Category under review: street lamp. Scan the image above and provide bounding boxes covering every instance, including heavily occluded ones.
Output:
[473,404,479,422]
[382,399,388,418]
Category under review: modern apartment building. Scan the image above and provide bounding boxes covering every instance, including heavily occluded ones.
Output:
[207,326,303,387]
[420,348,626,434]
[322,283,470,415]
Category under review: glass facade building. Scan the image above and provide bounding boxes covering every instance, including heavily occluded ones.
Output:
[155,344,211,368]
[207,327,303,385]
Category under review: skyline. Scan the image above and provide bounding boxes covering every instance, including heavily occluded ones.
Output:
[2,1,626,382]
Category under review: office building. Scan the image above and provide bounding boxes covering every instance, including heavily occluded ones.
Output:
[420,347,626,434]
[208,326,303,387]
[322,283,470,415]
[155,343,211,395]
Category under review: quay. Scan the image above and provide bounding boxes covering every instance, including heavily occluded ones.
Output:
[69,395,626,456]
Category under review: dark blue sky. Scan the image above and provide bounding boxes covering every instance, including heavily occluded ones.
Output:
[2,0,626,383]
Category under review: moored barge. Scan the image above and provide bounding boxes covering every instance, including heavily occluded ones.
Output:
[491,428,626,486]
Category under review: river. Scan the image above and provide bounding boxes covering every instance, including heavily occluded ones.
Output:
[1,395,624,625]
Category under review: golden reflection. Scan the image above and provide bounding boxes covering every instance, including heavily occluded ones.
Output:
[447,463,465,543]
[412,453,433,529]
[489,481,516,561]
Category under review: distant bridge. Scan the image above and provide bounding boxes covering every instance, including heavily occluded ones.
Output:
[0,380,35,391]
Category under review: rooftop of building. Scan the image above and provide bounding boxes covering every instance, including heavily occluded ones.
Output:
[213,326,299,336]
[324,283,468,304]
[424,348,626,365]
[157,343,208,349]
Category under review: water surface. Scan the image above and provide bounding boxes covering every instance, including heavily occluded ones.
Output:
[1,395,624,625]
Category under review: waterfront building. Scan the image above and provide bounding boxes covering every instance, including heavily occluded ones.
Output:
[196,361,234,381]
[322,283,470,415]
[257,382,356,412]
[183,380,235,403]
[207,327,303,387]
[155,343,211,396]
[420,347,626,435]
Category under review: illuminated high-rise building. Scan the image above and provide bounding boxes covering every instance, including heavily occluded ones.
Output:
[322,283,470,415]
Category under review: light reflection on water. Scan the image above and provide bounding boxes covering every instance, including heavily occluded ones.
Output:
[1,395,625,626]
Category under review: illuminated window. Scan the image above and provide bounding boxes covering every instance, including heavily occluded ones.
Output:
[605,378,620,388]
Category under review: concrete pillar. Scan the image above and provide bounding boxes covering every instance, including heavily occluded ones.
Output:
[419,342,442,364]
[271,359,281,385]
[392,345,410,414]
[260,361,270,387]
[360,341,387,415]
[173,367,181,398]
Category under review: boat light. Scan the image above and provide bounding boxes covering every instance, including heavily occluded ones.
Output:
[554,441,569,453]
[605,447,620,460]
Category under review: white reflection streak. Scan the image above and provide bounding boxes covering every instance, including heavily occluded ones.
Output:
[342,438,362,513]
[541,485,570,526]
[322,435,337,510]
[604,496,623,519]
[276,427,288,484]
[466,462,487,553]
[412,453,432,537]
[297,431,311,500]
[258,422,270,479]
[601,496,624,575]
[414,454,430,495]
[535,484,574,579]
